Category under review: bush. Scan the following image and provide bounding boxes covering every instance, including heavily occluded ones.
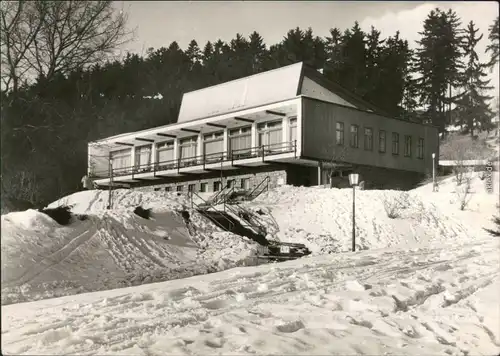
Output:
[134,206,152,220]
[39,205,73,225]
[383,191,410,219]
[455,176,473,211]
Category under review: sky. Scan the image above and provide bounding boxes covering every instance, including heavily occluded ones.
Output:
[118,1,500,100]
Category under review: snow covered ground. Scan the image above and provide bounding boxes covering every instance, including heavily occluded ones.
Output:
[2,236,499,355]
[1,171,499,355]
[1,190,258,305]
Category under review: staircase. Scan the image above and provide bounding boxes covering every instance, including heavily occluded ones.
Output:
[188,177,311,261]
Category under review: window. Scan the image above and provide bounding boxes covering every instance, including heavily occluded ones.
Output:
[213,181,222,192]
[417,138,424,159]
[176,185,183,192]
[110,149,132,170]
[379,130,386,153]
[241,178,250,190]
[258,120,283,150]
[135,145,152,170]
[165,186,171,192]
[336,122,344,146]
[364,128,373,150]
[154,187,161,191]
[404,135,412,157]
[392,133,400,155]
[226,179,235,188]
[203,131,224,161]
[229,126,252,157]
[156,141,174,163]
[188,184,196,192]
[200,182,208,192]
[179,137,197,160]
[289,117,297,143]
[350,125,359,148]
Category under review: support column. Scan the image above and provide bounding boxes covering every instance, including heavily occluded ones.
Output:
[317,161,323,186]
[223,128,228,159]
[130,146,136,172]
[196,133,203,161]
[251,122,258,154]
[282,116,290,151]
[173,138,179,162]
[151,143,157,168]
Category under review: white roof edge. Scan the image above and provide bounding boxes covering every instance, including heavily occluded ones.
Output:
[182,62,304,98]
[91,96,301,146]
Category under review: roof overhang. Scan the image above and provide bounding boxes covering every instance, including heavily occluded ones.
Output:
[90,97,300,149]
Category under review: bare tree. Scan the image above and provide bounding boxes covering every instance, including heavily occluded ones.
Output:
[1,1,133,94]
[323,144,351,188]
[455,175,473,211]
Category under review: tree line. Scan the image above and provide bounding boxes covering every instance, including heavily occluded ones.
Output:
[1,1,498,208]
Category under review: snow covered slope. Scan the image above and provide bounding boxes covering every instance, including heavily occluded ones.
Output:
[1,191,258,305]
[2,236,498,355]
[248,172,499,254]
[1,172,498,306]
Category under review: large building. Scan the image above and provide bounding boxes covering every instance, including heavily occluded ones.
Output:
[88,62,439,192]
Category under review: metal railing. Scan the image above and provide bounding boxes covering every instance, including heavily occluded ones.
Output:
[189,191,235,231]
[247,176,270,201]
[90,140,297,179]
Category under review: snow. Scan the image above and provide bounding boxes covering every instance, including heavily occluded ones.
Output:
[2,237,499,355]
[1,171,499,355]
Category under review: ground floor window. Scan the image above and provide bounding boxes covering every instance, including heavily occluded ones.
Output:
[227,179,235,188]
[241,178,250,190]
[200,182,208,192]
[165,186,172,192]
[188,184,196,192]
[213,181,222,191]
[176,185,183,192]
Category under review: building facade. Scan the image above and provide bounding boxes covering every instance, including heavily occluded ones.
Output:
[88,62,439,192]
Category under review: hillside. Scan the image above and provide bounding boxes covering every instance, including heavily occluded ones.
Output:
[1,172,498,306]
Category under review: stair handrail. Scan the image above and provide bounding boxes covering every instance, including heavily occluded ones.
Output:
[223,203,268,236]
[247,175,270,201]
[189,191,235,231]
[209,185,231,206]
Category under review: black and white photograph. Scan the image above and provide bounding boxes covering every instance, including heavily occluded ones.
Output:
[1,1,499,355]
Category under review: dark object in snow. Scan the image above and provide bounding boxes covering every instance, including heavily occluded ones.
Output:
[76,214,89,221]
[256,209,266,216]
[134,206,152,220]
[483,215,500,237]
[39,205,73,225]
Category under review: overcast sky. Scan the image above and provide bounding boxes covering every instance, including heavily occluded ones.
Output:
[119,1,499,99]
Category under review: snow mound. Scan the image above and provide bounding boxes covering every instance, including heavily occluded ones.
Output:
[2,193,259,305]
[247,172,499,254]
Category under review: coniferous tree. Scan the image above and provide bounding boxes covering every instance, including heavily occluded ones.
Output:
[486,16,499,70]
[247,31,268,73]
[455,21,495,135]
[185,40,202,67]
[415,8,464,132]
[339,22,367,97]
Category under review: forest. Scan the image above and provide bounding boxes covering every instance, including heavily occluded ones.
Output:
[1,1,498,208]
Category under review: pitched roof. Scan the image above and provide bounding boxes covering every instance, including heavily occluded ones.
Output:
[177,62,304,123]
[176,62,387,123]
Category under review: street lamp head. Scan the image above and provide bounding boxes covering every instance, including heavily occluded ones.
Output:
[432,153,435,159]
[348,173,359,186]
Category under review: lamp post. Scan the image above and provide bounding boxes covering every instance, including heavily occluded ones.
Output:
[432,153,436,192]
[348,173,359,252]
[107,154,113,210]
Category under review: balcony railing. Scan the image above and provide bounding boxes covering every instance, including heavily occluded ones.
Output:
[90,140,297,179]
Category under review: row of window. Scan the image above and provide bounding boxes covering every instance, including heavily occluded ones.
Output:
[335,122,425,159]
[155,178,251,193]
[112,119,298,169]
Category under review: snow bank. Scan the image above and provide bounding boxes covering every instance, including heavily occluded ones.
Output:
[2,236,498,356]
[247,172,499,254]
[2,191,259,305]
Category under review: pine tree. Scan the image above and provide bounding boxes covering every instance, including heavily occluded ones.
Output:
[415,8,464,132]
[484,216,500,237]
[364,26,386,109]
[248,31,268,73]
[185,40,202,67]
[338,22,367,97]
[455,21,495,135]
[324,27,344,83]
[486,16,499,70]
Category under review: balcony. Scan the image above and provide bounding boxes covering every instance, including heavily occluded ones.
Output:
[91,141,297,184]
